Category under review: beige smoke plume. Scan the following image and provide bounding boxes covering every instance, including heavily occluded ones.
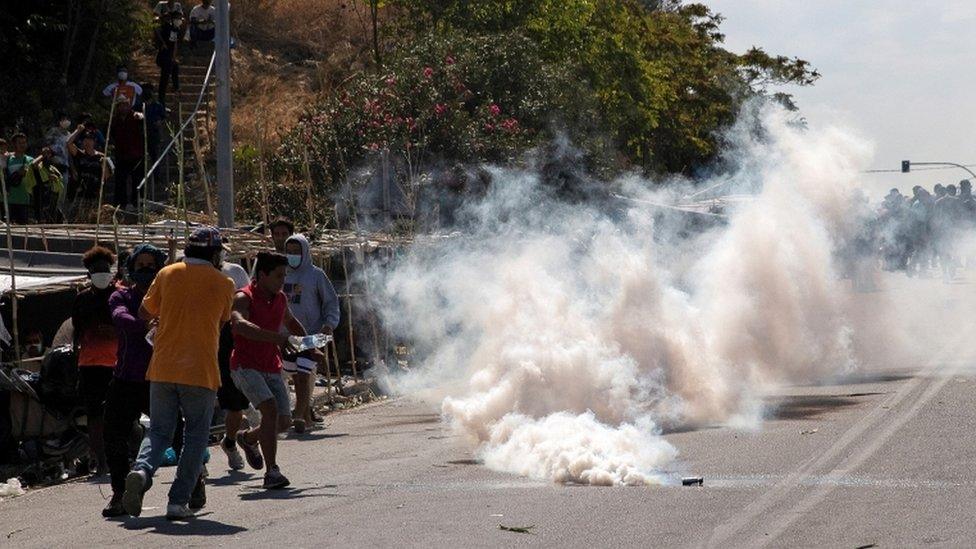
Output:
[380,106,876,485]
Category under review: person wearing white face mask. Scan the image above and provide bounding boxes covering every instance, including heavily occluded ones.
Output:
[44,113,72,190]
[23,329,45,359]
[72,245,119,476]
[102,65,143,106]
[282,234,339,432]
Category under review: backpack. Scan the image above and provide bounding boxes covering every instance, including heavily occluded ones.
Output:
[38,346,81,416]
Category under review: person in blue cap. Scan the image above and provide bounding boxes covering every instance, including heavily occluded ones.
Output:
[122,227,235,521]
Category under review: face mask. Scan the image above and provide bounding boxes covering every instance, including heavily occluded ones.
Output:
[59,119,71,129]
[91,272,114,289]
[287,254,302,269]
[118,71,128,81]
[130,267,158,287]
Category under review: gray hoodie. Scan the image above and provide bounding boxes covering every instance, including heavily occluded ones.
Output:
[284,233,341,333]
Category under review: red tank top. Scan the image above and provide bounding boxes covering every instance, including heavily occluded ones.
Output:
[230,283,286,373]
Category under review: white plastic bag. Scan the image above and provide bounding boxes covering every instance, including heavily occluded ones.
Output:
[0,478,26,500]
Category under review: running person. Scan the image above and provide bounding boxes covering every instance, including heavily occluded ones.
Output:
[217,253,252,470]
[283,234,340,432]
[231,252,307,489]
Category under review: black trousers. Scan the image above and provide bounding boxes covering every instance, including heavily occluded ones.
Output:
[157,50,180,106]
[113,157,141,207]
[7,204,29,224]
[103,378,149,495]
[103,378,184,495]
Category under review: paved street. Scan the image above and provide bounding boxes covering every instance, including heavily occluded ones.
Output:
[2,273,976,548]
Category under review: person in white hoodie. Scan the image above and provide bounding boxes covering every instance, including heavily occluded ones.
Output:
[282,234,340,432]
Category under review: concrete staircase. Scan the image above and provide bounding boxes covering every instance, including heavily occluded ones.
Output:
[131,41,216,207]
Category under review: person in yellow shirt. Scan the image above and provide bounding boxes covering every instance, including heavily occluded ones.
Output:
[122,226,234,521]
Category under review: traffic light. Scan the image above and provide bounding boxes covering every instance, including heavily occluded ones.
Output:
[902,160,911,173]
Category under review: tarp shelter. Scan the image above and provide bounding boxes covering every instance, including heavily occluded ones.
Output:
[0,270,86,365]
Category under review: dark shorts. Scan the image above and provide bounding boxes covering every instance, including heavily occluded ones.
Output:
[77,366,115,418]
[217,324,249,412]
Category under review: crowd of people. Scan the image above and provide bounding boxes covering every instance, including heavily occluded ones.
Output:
[66,217,340,520]
[0,0,219,223]
[870,179,976,280]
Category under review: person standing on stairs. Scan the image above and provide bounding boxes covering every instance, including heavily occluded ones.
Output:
[109,95,145,212]
[189,0,217,47]
[103,65,143,107]
[155,11,183,107]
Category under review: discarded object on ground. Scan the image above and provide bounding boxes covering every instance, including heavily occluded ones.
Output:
[681,476,704,486]
[800,428,819,435]
[499,524,535,534]
[0,478,26,500]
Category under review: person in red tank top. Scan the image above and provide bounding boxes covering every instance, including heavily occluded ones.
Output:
[229,252,307,489]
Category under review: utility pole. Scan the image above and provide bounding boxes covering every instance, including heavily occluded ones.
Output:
[215,0,234,228]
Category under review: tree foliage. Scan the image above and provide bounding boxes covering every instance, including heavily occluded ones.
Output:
[0,0,145,137]
[386,0,819,174]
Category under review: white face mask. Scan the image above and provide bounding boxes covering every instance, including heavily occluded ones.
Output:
[59,119,71,129]
[287,254,302,269]
[118,71,128,81]
[91,272,114,289]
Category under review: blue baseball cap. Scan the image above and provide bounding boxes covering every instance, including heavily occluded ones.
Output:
[187,226,223,248]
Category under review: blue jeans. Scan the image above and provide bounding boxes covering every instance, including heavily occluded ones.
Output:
[133,382,216,505]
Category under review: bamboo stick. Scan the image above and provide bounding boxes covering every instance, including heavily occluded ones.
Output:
[95,89,121,244]
[0,165,21,366]
[257,118,270,231]
[302,147,316,234]
[339,247,359,380]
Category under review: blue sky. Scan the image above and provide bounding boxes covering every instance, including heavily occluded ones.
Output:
[703,0,976,196]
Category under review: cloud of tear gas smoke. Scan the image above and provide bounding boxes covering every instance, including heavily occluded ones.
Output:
[376,105,876,485]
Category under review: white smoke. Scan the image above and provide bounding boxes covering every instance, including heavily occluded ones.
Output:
[376,106,876,485]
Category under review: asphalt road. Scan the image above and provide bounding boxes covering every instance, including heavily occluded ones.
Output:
[2,271,975,548]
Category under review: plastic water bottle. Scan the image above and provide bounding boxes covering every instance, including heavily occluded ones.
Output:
[287,333,333,353]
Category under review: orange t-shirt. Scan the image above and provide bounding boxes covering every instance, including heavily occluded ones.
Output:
[141,261,234,390]
[78,326,117,368]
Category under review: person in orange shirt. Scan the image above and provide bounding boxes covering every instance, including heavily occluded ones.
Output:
[72,245,119,476]
[122,227,234,521]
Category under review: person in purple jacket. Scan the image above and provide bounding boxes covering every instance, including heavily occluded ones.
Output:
[101,243,168,517]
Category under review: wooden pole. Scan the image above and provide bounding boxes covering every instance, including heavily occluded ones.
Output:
[0,167,21,366]
[339,248,359,380]
[302,147,316,234]
[95,89,120,244]
[257,120,270,231]
[191,127,213,222]
[142,100,150,240]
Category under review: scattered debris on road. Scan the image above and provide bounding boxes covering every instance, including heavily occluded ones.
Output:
[499,524,536,534]
[801,428,819,435]
[0,478,26,501]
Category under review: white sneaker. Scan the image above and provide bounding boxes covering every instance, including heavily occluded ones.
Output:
[165,503,195,521]
[222,438,245,470]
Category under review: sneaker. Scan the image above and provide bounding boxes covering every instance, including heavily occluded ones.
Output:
[122,470,149,517]
[292,418,306,434]
[309,408,325,425]
[262,466,290,489]
[101,494,126,518]
[189,473,206,510]
[222,437,245,470]
[236,431,263,470]
[165,503,194,521]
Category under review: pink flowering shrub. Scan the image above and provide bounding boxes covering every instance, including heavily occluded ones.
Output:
[278,31,576,195]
